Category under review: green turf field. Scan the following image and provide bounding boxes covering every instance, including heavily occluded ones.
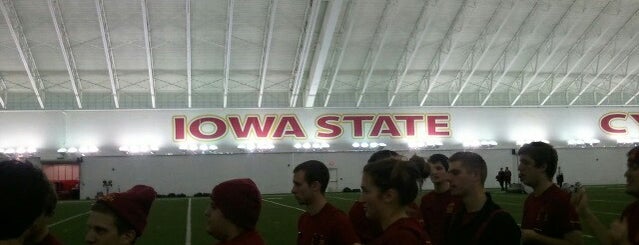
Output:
[49,185,634,245]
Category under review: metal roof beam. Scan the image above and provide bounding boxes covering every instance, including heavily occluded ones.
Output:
[95,0,120,108]
[48,0,82,109]
[324,0,356,107]
[450,0,511,106]
[141,0,156,108]
[223,0,234,108]
[186,0,192,108]
[355,0,399,107]
[418,0,470,106]
[597,42,639,105]
[481,1,541,105]
[257,0,277,108]
[510,0,579,106]
[0,75,6,108]
[568,7,639,105]
[0,0,45,109]
[539,0,621,105]
[387,0,433,107]
[304,0,342,108]
[289,0,320,107]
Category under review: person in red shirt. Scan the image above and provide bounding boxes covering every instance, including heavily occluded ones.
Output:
[85,185,157,245]
[360,157,430,245]
[0,160,60,245]
[518,142,582,245]
[572,146,639,245]
[292,160,360,245]
[205,178,264,245]
[420,153,461,245]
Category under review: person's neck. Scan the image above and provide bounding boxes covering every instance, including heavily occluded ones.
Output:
[379,207,408,230]
[307,195,327,215]
[223,225,246,242]
[433,181,450,193]
[462,187,487,212]
[532,179,554,196]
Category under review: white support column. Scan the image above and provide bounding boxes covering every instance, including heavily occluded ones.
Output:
[418,0,470,106]
[0,0,45,109]
[48,0,82,109]
[450,0,511,106]
[567,8,639,105]
[536,0,619,105]
[257,0,277,108]
[356,0,400,107]
[223,0,234,108]
[141,0,156,108]
[186,0,192,108]
[289,0,320,107]
[303,0,342,108]
[324,0,356,107]
[95,0,120,108]
[387,0,433,107]
[481,1,541,105]
[510,0,579,106]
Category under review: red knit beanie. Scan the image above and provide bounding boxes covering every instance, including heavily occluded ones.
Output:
[97,185,156,236]
[211,178,262,230]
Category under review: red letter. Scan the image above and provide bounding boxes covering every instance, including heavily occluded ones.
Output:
[273,116,306,138]
[600,113,627,134]
[395,115,423,136]
[189,116,227,140]
[316,115,342,138]
[343,115,375,138]
[173,116,186,141]
[427,114,450,136]
[369,115,401,137]
[228,115,276,139]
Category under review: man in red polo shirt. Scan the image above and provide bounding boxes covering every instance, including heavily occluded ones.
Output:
[572,146,639,245]
[292,160,360,245]
[518,142,582,245]
[420,153,461,245]
[205,178,264,245]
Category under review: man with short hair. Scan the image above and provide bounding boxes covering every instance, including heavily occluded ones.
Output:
[85,185,156,245]
[504,167,512,189]
[445,152,521,245]
[205,178,264,245]
[497,168,505,191]
[518,142,582,245]
[0,160,56,245]
[420,153,461,245]
[292,160,360,245]
[25,179,63,245]
[572,146,639,245]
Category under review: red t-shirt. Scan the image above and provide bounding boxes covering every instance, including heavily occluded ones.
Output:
[521,185,581,242]
[217,230,265,245]
[621,200,639,245]
[298,203,360,245]
[35,233,63,245]
[420,190,460,245]
[368,217,431,245]
[349,201,382,244]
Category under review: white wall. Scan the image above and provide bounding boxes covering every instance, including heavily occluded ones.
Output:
[79,147,631,198]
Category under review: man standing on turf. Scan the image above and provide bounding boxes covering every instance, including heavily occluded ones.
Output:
[205,178,265,245]
[572,146,639,245]
[292,160,360,245]
[420,153,461,245]
[85,185,156,245]
[445,152,521,245]
[518,142,582,245]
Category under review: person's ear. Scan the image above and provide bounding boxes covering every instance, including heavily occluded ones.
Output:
[310,181,321,192]
[119,230,136,244]
[382,189,397,203]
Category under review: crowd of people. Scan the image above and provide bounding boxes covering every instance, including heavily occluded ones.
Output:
[1,142,638,244]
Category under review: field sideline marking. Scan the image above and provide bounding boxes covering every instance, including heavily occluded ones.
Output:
[262,199,305,212]
[48,211,90,228]
[328,196,356,202]
[186,198,192,245]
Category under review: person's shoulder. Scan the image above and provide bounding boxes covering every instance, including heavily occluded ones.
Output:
[623,200,639,214]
